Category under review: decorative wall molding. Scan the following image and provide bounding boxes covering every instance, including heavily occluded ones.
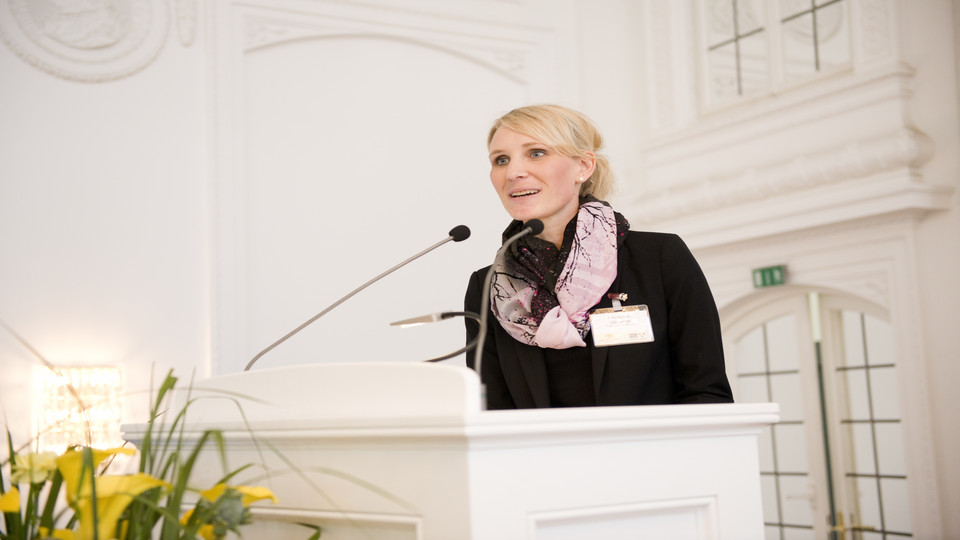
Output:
[631,128,936,223]
[175,0,197,46]
[0,0,169,82]
[241,14,532,83]
[644,0,675,132]
[207,0,565,375]
[856,0,896,64]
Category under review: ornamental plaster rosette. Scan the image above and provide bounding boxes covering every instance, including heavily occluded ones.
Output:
[0,0,169,82]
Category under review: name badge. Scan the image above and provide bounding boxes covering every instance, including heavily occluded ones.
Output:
[589,304,655,347]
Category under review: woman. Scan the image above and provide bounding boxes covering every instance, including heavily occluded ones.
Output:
[464,104,733,410]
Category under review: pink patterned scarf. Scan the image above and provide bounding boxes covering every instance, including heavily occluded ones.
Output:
[491,198,628,349]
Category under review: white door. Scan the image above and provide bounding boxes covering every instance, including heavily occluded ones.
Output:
[723,290,913,540]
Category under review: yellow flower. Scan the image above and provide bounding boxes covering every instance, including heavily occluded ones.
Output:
[197,523,217,540]
[55,446,136,503]
[10,451,59,484]
[180,509,216,540]
[0,487,19,512]
[73,473,169,540]
[192,483,277,539]
[38,526,77,540]
[200,483,277,506]
[56,446,168,540]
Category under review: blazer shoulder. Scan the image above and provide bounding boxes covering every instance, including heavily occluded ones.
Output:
[623,230,683,245]
[621,230,691,257]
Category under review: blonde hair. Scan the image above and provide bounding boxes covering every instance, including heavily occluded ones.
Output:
[487,104,615,200]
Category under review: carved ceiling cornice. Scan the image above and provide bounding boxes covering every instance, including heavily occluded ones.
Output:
[630,128,938,224]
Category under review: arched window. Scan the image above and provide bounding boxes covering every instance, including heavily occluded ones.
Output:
[723,289,912,539]
[699,0,852,108]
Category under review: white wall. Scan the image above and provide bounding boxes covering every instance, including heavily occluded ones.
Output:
[0,0,585,434]
[202,0,581,373]
[0,0,211,430]
[902,4,960,534]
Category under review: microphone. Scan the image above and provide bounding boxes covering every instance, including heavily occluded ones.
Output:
[390,310,481,363]
[244,225,471,371]
[472,219,543,398]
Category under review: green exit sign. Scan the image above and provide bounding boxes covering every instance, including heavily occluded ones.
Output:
[753,265,787,288]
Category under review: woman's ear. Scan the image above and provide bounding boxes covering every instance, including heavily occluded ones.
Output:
[579,152,597,180]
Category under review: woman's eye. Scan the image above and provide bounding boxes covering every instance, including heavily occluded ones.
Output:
[530,149,546,158]
[494,156,509,166]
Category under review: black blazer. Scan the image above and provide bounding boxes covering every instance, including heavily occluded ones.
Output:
[464,231,733,410]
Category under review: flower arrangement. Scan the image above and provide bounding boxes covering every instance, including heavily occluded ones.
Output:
[0,369,318,540]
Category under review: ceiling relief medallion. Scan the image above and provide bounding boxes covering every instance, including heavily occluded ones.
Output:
[0,0,169,82]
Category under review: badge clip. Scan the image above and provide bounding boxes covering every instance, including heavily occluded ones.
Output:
[607,293,628,312]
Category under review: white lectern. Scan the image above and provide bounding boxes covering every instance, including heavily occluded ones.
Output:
[122,363,778,540]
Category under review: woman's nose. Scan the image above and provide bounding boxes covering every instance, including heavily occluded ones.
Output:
[506,161,526,180]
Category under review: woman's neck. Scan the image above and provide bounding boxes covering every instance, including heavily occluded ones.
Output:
[537,222,565,249]
[536,208,581,249]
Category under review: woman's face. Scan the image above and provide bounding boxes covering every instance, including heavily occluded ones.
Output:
[487,127,593,238]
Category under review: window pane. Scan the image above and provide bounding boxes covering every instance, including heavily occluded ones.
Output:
[815,1,850,71]
[736,325,767,373]
[770,372,805,422]
[864,314,894,366]
[780,0,811,19]
[869,366,901,420]
[840,368,870,420]
[781,12,817,82]
[874,422,906,476]
[766,314,800,371]
[738,0,766,35]
[843,422,876,475]
[778,475,814,526]
[880,477,913,533]
[852,477,881,530]
[739,32,769,95]
[737,374,770,402]
[839,310,865,367]
[705,0,737,45]
[774,423,810,473]
[763,525,780,540]
[782,527,816,540]
[707,43,741,102]
[761,475,781,525]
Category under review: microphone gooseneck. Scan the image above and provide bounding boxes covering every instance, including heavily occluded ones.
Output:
[389,311,482,363]
[244,225,471,371]
[473,219,544,399]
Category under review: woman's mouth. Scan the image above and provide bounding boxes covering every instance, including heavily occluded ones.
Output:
[510,189,540,198]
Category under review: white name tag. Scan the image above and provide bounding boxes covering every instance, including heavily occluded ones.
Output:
[589,304,655,347]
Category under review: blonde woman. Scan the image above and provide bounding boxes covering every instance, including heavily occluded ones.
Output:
[465,104,733,409]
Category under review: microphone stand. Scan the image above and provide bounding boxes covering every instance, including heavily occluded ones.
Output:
[473,220,543,400]
[244,225,471,371]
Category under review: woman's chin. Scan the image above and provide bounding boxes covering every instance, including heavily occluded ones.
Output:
[502,203,541,223]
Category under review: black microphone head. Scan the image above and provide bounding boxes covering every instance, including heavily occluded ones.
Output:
[524,219,544,236]
[449,225,471,242]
